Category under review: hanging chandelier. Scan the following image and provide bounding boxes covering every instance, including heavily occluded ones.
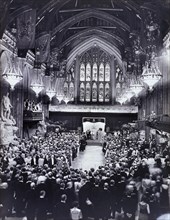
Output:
[46,76,56,100]
[3,63,23,90]
[30,68,44,96]
[126,89,134,101]
[30,82,44,97]
[116,94,128,105]
[130,76,144,97]
[46,89,56,100]
[56,94,64,103]
[141,57,162,90]
[2,38,23,90]
[63,96,70,104]
[130,82,144,96]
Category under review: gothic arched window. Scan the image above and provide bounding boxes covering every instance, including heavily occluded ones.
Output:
[105,63,110,81]
[99,63,104,81]
[69,82,74,100]
[86,63,91,81]
[63,82,69,96]
[79,47,112,103]
[80,83,85,102]
[105,83,110,102]
[92,63,98,81]
[86,82,91,102]
[99,83,104,102]
[80,63,85,81]
[92,83,97,102]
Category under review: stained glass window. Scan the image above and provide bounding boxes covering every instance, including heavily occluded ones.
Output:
[79,47,112,103]
[69,82,74,100]
[99,83,104,102]
[80,83,85,102]
[99,63,104,81]
[92,63,98,81]
[105,63,110,81]
[86,83,91,102]
[105,83,110,102]
[86,63,91,81]
[92,83,97,102]
[63,82,68,96]
[80,63,85,81]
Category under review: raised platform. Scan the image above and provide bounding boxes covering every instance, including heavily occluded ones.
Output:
[23,110,43,121]
[86,139,103,146]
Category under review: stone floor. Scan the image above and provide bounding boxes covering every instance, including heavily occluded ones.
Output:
[72,144,105,170]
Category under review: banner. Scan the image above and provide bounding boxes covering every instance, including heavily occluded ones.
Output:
[36,33,51,63]
[17,9,36,49]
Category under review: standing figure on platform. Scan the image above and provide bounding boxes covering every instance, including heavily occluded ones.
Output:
[1,92,13,121]
[97,128,105,143]
[86,130,91,140]
[79,134,87,152]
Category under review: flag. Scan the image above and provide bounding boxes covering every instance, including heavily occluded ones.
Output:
[36,33,51,63]
[17,9,36,49]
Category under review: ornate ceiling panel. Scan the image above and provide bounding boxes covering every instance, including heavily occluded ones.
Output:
[1,0,169,70]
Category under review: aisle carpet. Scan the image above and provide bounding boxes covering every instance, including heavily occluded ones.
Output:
[72,145,105,170]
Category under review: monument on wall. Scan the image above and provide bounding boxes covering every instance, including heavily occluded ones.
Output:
[0,93,18,145]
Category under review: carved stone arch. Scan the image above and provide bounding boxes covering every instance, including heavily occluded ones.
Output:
[59,28,124,49]
[66,36,125,72]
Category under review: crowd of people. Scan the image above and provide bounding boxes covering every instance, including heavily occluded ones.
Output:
[0,128,170,220]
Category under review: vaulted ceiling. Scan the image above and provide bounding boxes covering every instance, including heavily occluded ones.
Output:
[1,0,170,66]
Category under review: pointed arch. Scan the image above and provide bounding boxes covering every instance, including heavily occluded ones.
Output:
[67,36,124,72]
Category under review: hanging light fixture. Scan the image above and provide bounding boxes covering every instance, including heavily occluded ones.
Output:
[130,75,144,96]
[56,94,64,103]
[55,77,65,104]
[30,49,44,96]
[46,76,56,100]
[46,89,56,100]
[116,93,128,105]
[2,34,23,90]
[3,63,23,90]
[141,54,162,90]
[63,96,70,104]
[125,88,135,101]
[30,68,44,96]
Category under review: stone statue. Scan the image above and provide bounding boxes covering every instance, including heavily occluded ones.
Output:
[0,93,18,145]
[1,92,13,121]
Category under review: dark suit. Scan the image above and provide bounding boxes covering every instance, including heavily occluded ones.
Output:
[48,156,57,168]
[36,197,48,220]
[31,155,39,166]
[25,188,37,220]
[91,186,103,219]
[53,201,70,220]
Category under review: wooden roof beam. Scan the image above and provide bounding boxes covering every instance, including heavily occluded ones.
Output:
[59,8,124,13]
